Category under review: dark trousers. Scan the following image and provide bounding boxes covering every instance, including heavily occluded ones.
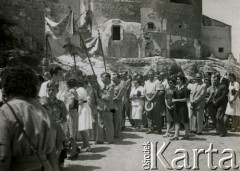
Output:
[215,107,227,134]
[147,105,162,132]
[142,110,148,127]
[122,103,135,127]
[96,111,114,143]
[205,103,216,126]
[58,142,67,164]
[113,110,122,137]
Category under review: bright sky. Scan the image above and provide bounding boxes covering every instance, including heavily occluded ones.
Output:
[202,0,240,61]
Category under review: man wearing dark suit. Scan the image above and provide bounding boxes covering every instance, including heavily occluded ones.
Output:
[212,74,228,137]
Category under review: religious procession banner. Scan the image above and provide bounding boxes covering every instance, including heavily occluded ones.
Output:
[45,11,101,60]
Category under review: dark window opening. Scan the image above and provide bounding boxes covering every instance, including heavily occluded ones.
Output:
[179,24,182,29]
[170,0,192,5]
[112,26,121,40]
[219,47,224,53]
[148,22,155,29]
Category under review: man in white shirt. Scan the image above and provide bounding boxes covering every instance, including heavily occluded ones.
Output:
[157,71,168,128]
[158,71,169,90]
[144,70,162,134]
[38,66,63,97]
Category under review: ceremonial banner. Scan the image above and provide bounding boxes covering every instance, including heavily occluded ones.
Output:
[47,34,101,60]
[45,11,74,39]
[45,12,101,59]
[85,36,101,56]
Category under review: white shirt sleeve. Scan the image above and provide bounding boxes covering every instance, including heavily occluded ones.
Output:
[234,82,240,91]
[130,87,134,97]
[143,81,147,95]
[38,81,49,97]
[155,80,161,91]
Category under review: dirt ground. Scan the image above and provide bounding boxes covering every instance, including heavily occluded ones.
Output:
[61,126,240,171]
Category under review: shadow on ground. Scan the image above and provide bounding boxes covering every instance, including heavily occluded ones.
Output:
[113,140,137,145]
[91,147,111,153]
[184,137,207,141]
[120,132,144,139]
[225,133,240,137]
[61,165,101,171]
[77,154,106,160]
[191,131,240,137]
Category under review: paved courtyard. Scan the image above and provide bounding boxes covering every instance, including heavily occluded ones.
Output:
[61,125,240,171]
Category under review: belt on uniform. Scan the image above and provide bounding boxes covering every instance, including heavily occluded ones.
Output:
[12,154,47,163]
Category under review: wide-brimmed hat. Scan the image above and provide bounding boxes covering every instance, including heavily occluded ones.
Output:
[145,101,153,112]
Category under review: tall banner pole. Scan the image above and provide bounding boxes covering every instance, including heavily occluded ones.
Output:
[98,30,107,72]
[46,34,53,63]
[79,31,96,75]
[73,53,77,70]
[46,34,48,56]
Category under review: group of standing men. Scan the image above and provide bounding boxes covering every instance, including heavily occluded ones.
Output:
[37,65,240,145]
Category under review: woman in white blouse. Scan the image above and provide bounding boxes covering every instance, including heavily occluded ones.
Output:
[130,79,145,131]
[76,80,92,151]
[225,73,240,132]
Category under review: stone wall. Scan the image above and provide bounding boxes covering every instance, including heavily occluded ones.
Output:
[167,0,202,39]
[91,0,202,58]
[0,0,204,59]
[92,0,141,36]
[201,25,231,59]
[0,0,45,51]
[140,0,202,58]
[100,19,143,58]
[0,0,82,52]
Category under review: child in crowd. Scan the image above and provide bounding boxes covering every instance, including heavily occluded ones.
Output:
[39,81,68,166]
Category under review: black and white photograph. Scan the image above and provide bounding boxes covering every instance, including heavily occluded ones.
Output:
[0,0,240,170]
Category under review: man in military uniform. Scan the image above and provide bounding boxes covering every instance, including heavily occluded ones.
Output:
[96,72,115,144]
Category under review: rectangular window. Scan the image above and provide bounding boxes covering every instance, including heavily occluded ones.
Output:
[170,0,192,5]
[219,47,224,53]
[112,26,121,40]
[148,23,154,29]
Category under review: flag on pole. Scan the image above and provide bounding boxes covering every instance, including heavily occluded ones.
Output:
[45,10,74,39]
[45,11,102,60]
[84,36,101,56]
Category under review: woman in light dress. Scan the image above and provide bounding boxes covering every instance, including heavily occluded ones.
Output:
[225,73,240,132]
[76,80,92,151]
[130,79,144,131]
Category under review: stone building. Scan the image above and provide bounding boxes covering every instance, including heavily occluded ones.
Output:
[0,0,231,60]
[0,0,82,51]
[201,15,232,60]
[90,0,202,58]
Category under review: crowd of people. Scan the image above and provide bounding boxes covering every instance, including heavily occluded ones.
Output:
[0,62,240,171]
